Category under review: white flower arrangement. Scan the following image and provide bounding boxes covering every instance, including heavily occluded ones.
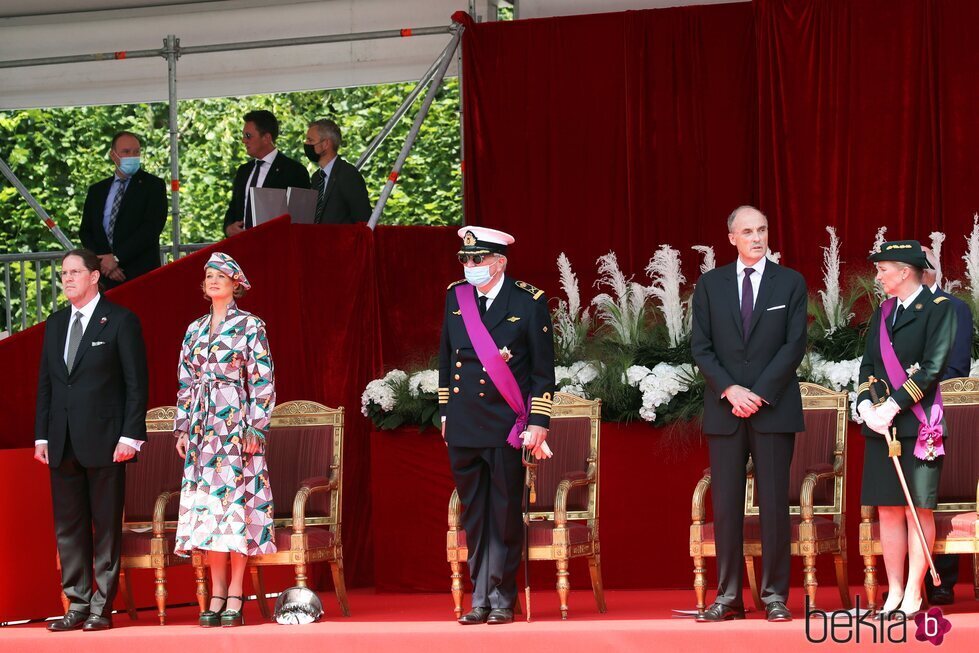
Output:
[361,368,408,415]
[691,245,716,274]
[625,362,696,423]
[807,354,861,393]
[592,251,650,347]
[962,214,979,310]
[645,245,688,347]
[766,248,782,264]
[555,361,602,396]
[817,226,854,335]
[408,370,439,397]
[929,231,961,294]
[552,253,592,361]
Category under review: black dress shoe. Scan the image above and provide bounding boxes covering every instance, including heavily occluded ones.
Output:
[47,610,90,632]
[82,614,112,631]
[928,588,954,606]
[696,602,745,622]
[766,601,792,622]
[457,607,491,625]
[486,608,514,625]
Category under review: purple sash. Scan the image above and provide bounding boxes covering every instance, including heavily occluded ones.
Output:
[455,284,526,449]
[878,297,945,460]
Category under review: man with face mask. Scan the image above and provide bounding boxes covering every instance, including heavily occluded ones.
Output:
[79,131,167,288]
[439,227,556,625]
[304,118,372,224]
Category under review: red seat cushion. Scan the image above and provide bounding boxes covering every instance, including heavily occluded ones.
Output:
[121,530,177,558]
[273,525,335,551]
[699,515,840,542]
[864,511,976,540]
[454,521,593,548]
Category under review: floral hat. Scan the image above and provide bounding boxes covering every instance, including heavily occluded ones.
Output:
[205,252,251,290]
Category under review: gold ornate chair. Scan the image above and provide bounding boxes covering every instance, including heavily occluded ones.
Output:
[859,377,979,610]
[193,400,349,620]
[447,392,605,620]
[690,382,850,612]
[57,406,201,625]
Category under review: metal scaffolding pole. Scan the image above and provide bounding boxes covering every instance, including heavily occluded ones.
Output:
[164,35,182,261]
[367,21,464,230]
[355,41,452,171]
[458,8,467,226]
[0,156,75,250]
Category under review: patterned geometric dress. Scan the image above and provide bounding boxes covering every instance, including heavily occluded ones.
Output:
[174,302,277,556]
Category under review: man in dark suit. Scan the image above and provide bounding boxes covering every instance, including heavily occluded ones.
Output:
[691,205,808,623]
[438,227,555,625]
[223,110,311,237]
[34,249,148,632]
[922,246,973,605]
[78,131,167,289]
[304,119,372,224]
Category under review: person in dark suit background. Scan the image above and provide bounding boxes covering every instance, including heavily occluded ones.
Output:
[303,119,372,224]
[922,246,973,605]
[78,131,167,289]
[34,248,149,631]
[690,205,808,623]
[438,226,555,625]
[223,110,311,237]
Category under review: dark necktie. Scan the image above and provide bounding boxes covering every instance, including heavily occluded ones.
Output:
[243,160,264,229]
[313,170,328,223]
[478,295,488,316]
[105,178,126,246]
[66,311,83,373]
[741,268,754,338]
[893,304,905,329]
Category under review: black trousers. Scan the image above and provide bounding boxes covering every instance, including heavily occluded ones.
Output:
[448,444,524,610]
[49,436,126,616]
[707,422,795,607]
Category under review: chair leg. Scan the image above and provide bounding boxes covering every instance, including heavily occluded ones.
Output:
[587,553,607,613]
[745,556,763,611]
[863,554,878,613]
[193,551,209,614]
[693,555,707,614]
[294,561,308,588]
[555,558,571,620]
[153,565,168,625]
[249,566,271,620]
[972,553,978,600]
[803,553,818,610]
[835,550,852,609]
[330,558,351,617]
[119,568,138,621]
[449,560,463,619]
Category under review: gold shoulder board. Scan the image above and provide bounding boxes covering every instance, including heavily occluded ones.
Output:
[447,279,467,290]
[934,296,949,304]
[515,280,545,301]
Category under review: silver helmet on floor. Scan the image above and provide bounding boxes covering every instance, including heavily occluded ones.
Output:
[274,586,324,624]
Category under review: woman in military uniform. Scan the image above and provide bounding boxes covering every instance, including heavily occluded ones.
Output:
[856,240,956,618]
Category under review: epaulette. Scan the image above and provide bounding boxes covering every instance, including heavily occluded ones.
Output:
[447,279,467,290]
[515,280,545,301]
[934,296,949,304]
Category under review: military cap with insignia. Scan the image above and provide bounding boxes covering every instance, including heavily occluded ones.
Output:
[869,240,934,269]
[457,226,515,257]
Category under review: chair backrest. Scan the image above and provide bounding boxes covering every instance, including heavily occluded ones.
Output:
[527,392,601,522]
[265,400,344,527]
[746,382,848,516]
[124,406,185,526]
[935,378,979,510]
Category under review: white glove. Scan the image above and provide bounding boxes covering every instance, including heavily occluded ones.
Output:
[876,397,900,424]
[520,431,553,458]
[859,400,890,436]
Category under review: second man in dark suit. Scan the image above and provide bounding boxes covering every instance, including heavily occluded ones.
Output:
[78,131,167,289]
[304,119,372,224]
[691,205,808,623]
[223,110,310,237]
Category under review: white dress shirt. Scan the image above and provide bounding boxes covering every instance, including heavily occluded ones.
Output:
[894,285,925,325]
[242,148,279,222]
[736,255,767,308]
[36,293,143,451]
[318,155,338,191]
[477,273,506,310]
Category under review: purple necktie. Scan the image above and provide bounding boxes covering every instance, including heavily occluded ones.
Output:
[741,268,754,338]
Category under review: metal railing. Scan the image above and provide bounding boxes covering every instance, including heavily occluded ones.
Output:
[0,244,212,335]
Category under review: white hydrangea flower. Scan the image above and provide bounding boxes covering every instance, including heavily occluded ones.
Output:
[624,365,652,387]
[636,362,695,422]
[848,391,863,424]
[408,370,439,397]
[559,383,588,398]
[554,365,574,385]
[384,369,408,383]
[361,378,397,414]
[568,360,601,385]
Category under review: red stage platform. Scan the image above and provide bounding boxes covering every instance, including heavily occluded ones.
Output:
[3,588,976,652]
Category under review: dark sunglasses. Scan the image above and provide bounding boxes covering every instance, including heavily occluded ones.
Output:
[458,254,493,265]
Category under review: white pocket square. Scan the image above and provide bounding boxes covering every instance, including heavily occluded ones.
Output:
[91,341,106,347]
[766,305,786,311]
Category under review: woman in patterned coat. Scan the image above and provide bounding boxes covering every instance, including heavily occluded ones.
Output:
[174,252,276,627]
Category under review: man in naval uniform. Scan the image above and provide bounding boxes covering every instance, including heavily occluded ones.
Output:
[438,226,555,625]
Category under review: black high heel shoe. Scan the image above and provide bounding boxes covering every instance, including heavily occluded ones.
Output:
[221,595,245,627]
[199,596,227,628]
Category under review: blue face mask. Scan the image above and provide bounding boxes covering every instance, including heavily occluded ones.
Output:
[118,156,141,176]
[464,263,494,287]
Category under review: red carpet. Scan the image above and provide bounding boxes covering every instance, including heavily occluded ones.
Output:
[3,588,976,652]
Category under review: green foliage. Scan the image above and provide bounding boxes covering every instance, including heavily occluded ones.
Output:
[0,80,462,254]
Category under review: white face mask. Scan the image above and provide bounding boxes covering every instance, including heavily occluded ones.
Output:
[464,264,493,286]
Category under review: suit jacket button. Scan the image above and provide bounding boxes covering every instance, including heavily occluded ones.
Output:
[453,387,460,394]
[456,362,462,368]
[479,379,486,385]
[479,392,485,398]
[454,374,461,380]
